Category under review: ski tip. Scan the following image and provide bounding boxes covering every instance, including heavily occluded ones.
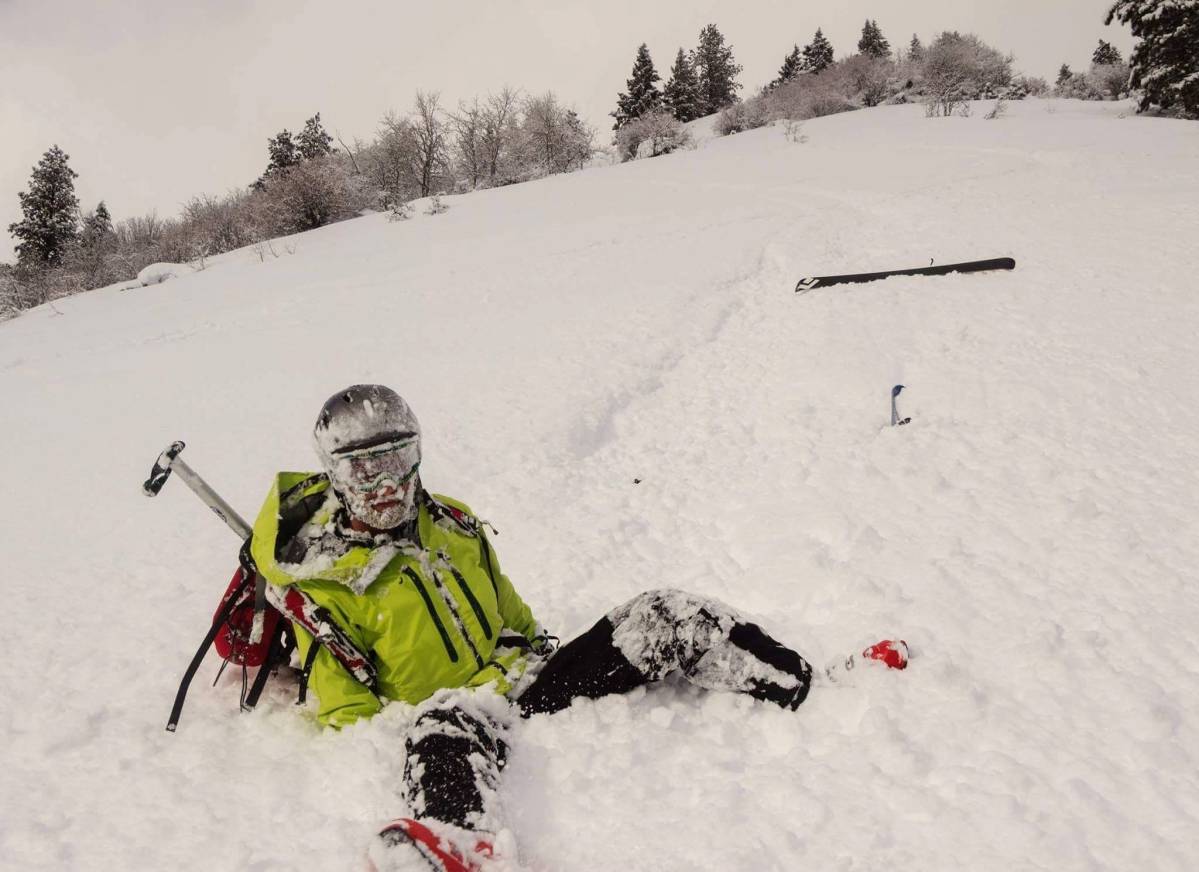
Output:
[891,384,905,397]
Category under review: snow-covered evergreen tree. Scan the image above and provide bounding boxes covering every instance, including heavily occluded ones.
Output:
[1106,0,1198,117]
[909,34,925,62]
[73,200,118,290]
[858,20,891,59]
[1057,63,1074,87]
[1092,39,1123,66]
[85,201,112,236]
[561,110,596,171]
[693,24,743,115]
[802,28,835,74]
[612,44,663,131]
[80,201,114,248]
[297,113,334,160]
[256,114,333,189]
[663,48,702,122]
[255,130,299,189]
[769,45,804,90]
[8,145,80,268]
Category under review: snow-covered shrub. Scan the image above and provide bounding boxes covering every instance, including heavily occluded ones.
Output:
[388,200,414,221]
[156,219,210,265]
[1012,75,1050,97]
[804,90,857,118]
[425,195,448,215]
[115,212,166,252]
[180,192,257,256]
[3,263,70,312]
[1091,63,1133,99]
[516,92,596,178]
[834,54,895,107]
[250,157,374,237]
[714,55,900,138]
[1056,63,1131,101]
[1056,73,1102,100]
[616,110,691,160]
[738,66,862,131]
[0,265,21,319]
[922,31,1013,116]
[783,120,808,143]
[715,101,770,135]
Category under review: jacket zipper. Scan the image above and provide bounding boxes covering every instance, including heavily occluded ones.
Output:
[401,567,458,663]
[446,564,493,640]
[429,557,486,670]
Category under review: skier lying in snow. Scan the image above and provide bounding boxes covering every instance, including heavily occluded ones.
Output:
[248,384,907,872]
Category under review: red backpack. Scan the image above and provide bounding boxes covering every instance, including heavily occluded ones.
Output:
[165,543,378,731]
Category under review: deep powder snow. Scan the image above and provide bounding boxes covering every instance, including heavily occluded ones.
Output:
[2,99,1197,871]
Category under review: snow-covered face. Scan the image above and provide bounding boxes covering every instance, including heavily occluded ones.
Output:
[328,436,421,530]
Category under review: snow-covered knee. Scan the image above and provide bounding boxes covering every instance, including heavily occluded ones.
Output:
[605,588,811,709]
[609,588,727,628]
[607,588,740,679]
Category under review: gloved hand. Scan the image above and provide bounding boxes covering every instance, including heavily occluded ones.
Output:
[531,632,560,656]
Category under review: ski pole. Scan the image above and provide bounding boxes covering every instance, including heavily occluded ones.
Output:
[891,385,911,426]
[143,440,266,639]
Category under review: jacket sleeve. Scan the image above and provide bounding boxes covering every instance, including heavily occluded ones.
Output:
[482,532,541,642]
[294,625,382,729]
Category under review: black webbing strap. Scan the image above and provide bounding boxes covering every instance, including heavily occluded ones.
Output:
[166,569,254,732]
[241,626,285,712]
[297,640,322,705]
[497,632,534,651]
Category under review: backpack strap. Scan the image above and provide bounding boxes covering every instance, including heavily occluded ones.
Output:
[424,492,481,537]
[166,567,255,732]
[239,536,270,645]
[425,493,501,597]
[296,640,322,705]
[239,530,379,695]
[266,583,379,694]
[241,620,293,712]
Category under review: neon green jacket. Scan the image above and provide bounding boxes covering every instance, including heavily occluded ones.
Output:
[250,472,541,728]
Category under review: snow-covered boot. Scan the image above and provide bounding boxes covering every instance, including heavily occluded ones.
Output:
[368,818,495,872]
[862,639,908,670]
[823,638,909,684]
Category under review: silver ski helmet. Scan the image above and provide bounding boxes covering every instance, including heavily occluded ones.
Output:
[313,385,422,529]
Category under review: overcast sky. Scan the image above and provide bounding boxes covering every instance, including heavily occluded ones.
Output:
[2,0,1133,260]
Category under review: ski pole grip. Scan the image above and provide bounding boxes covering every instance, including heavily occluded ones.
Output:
[143,441,186,497]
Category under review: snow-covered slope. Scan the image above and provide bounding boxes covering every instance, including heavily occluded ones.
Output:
[3,98,1198,871]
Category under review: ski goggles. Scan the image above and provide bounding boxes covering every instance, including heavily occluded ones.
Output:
[330,437,421,495]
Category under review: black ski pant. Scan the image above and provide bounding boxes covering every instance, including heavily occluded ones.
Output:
[402,588,813,831]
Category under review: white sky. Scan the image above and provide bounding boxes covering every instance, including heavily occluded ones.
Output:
[1,0,1133,260]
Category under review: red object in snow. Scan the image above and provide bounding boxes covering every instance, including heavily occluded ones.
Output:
[377,818,494,872]
[212,567,281,667]
[863,639,909,670]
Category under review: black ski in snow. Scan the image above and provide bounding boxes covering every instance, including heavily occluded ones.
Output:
[794,257,1015,294]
